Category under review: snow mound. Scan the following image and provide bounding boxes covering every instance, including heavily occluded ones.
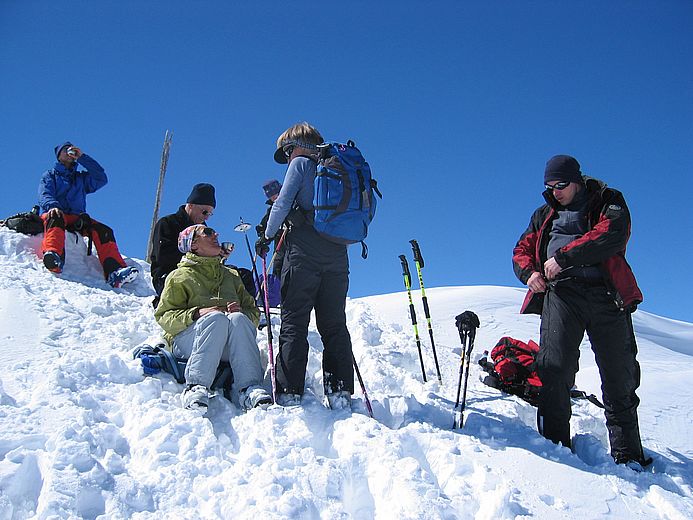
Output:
[1,227,692,519]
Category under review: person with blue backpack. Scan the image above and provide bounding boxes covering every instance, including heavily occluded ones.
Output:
[256,122,355,409]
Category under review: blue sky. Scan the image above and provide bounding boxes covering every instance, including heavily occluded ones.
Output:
[1,1,691,322]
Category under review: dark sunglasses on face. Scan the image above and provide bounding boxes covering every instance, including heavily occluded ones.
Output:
[198,227,216,237]
[201,209,213,216]
[283,145,295,159]
[545,181,571,192]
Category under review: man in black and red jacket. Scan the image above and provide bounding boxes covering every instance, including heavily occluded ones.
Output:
[512,154,649,468]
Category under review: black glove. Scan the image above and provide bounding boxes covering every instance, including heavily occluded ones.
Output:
[255,236,270,258]
[255,224,265,238]
[74,212,92,232]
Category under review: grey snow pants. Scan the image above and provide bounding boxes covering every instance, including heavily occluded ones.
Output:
[173,311,264,393]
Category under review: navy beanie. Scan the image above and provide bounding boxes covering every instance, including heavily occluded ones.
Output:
[186,183,216,208]
[54,141,73,159]
[544,155,582,184]
[262,179,281,199]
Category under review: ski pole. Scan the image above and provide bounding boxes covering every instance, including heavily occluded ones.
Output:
[399,255,427,383]
[268,226,287,274]
[259,226,288,298]
[453,311,480,429]
[409,240,442,384]
[352,354,374,418]
[234,219,263,300]
[261,252,277,403]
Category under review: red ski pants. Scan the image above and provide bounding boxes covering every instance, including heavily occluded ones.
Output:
[41,212,126,278]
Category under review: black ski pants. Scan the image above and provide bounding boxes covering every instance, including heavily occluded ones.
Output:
[537,279,644,461]
[276,225,354,396]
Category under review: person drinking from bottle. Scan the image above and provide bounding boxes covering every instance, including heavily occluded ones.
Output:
[38,141,138,288]
[512,154,649,469]
[255,122,353,409]
[155,224,271,411]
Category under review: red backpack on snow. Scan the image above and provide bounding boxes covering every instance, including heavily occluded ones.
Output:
[479,336,604,408]
[484,336,542,404]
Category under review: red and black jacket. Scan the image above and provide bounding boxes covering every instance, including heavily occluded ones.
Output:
[512,176,642,314]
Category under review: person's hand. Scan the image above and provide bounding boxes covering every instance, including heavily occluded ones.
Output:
[543,257,562,281]
[255,236,270,258]
[197,306,225,318]
[220,242,233,261]
[527,271,547,294]
[226,301,241,313]
[47,208,63,219]
[66,146,82,159]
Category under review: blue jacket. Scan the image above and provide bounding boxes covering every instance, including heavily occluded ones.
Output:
[38,154,108,214]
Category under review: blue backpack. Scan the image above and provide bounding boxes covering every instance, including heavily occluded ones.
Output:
[313,140,381,258]
[133,343,234,399]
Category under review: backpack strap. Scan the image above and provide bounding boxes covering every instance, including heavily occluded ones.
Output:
[132,344,185,384]
[157,347,186,384]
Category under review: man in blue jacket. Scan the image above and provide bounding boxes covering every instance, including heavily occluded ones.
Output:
[38,141,137,288]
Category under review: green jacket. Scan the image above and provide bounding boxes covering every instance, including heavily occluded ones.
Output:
[154,253,259,344]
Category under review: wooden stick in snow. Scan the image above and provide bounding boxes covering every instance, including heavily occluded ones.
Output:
[146,130,173,262]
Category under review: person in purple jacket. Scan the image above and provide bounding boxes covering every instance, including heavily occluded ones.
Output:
[38,141,137,288]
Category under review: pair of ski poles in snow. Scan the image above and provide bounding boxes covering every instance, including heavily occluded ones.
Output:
[399,240,480,428]
[453,311,480,429]
[399,239,443,384]
[234,219,373,417]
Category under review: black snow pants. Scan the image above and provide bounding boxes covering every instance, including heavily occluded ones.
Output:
[537,278,644,462]
[276,224,353,396]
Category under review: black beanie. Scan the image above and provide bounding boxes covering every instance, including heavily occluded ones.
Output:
[54,141,73,159]
[544,155,582,184]
[186,183,216,208]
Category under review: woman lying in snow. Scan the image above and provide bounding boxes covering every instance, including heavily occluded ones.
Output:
[154,224,271,411]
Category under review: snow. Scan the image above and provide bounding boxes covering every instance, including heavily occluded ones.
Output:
[0,227,692,519]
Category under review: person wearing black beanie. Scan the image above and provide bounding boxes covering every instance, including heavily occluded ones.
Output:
[149,183,217,299]
[512,154,650,469]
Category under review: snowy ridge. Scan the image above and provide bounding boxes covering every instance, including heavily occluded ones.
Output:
[0,228,692,519]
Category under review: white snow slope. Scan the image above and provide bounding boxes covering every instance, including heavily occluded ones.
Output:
[0,228,692,520]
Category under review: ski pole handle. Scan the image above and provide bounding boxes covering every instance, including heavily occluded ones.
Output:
[455,311,480,335]
[409,239,424,268]
[399,254,411,281]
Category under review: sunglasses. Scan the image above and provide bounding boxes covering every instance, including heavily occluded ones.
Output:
[545,181,571,192]
[197,227,216,238]
[283,145,295,159]
[201,209,213,216]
